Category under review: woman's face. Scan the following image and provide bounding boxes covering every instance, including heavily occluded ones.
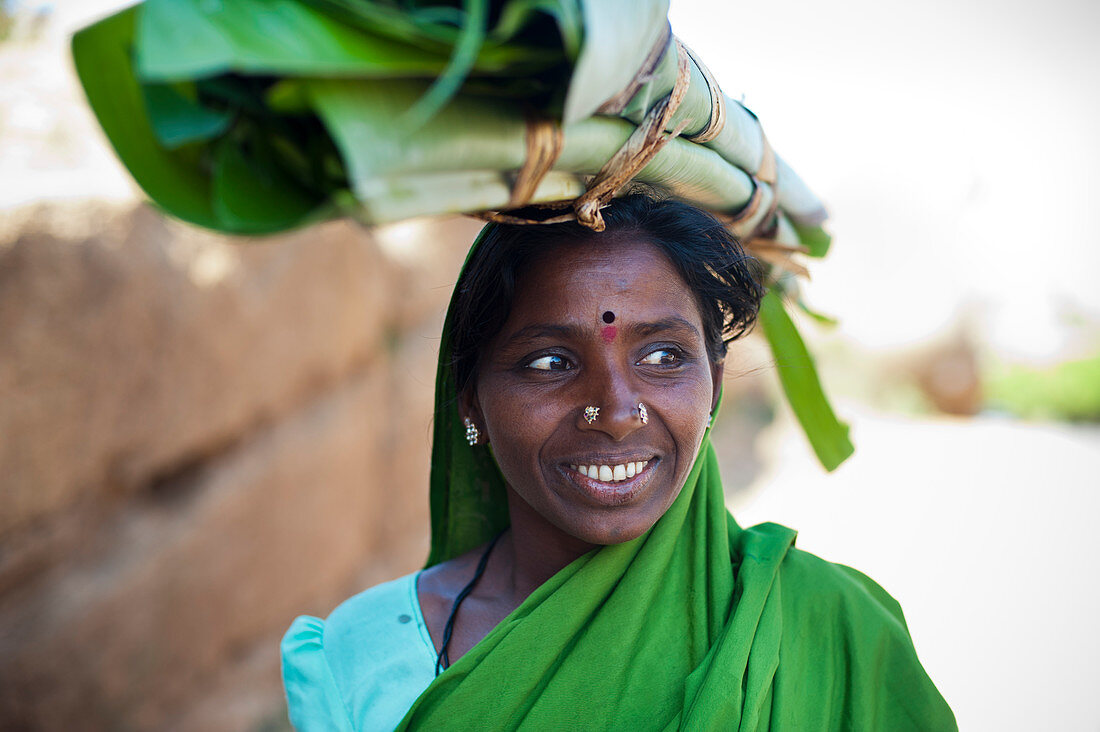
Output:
[469,234,723,546]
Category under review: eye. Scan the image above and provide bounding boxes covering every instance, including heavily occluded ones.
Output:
[637,348,682,366]
[527,354,572,371]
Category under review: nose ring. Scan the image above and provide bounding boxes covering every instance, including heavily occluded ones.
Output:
[583,406,600,424]
[638,402,648,425]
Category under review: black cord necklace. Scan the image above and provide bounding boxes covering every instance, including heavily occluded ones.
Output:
[435,530,506,676]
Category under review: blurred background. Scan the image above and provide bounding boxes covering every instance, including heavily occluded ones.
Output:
[1,0,1097,729]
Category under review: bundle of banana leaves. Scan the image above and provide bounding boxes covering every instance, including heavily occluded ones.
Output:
[72,0,853,471]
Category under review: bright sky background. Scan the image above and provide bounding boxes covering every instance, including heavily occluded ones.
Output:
[671,0,1100,361]
[667,8,1099,727]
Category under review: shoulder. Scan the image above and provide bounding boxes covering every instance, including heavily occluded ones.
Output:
[281,572,437,732]
[325,572,426,647]
[732,521,908,631]
[767,540,957,730]
[778,544,909,633]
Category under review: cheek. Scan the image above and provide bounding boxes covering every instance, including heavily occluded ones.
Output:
[479,383,560,466]
[657,374,713,465]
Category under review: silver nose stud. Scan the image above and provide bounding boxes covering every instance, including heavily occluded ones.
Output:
[583,406,600,423]
[638,402,648,424]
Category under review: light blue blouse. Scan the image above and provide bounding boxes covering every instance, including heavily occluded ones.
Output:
[281,572,438,731]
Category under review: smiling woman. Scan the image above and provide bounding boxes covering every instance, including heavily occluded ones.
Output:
[455,198,757,551]
[281,193,956,730]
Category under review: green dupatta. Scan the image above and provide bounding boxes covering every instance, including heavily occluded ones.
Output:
[400,226,956,730]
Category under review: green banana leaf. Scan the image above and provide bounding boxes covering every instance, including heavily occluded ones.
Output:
[73,8,221,230]
[396,0,489,131]
[136,0,558,81]
[562,0,667,123]
[303,77,759,222]
[793,221,833,258]
[759,291,854,471]
[72,0,851,471]
[73,0,822,237]
[141,81,233,148]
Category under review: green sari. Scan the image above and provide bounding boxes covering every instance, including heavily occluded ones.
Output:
[398,227,956,730]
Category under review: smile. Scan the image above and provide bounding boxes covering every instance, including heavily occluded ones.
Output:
[568,461,649,483]
[558,457,658,508]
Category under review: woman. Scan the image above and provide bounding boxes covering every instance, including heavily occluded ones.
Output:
[282,193,956,730]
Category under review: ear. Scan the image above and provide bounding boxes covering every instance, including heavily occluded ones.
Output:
[709,358,725,416]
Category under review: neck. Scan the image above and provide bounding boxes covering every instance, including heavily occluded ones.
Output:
[497,487,597,602]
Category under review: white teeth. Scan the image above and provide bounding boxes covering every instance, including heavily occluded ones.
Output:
[573,460,652,483]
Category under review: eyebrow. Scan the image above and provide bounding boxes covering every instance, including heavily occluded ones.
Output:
[627,316,701,339]
[502,317,700,346]
[504,323,586,346]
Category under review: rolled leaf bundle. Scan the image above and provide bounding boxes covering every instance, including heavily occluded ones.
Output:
[72,0,852,471]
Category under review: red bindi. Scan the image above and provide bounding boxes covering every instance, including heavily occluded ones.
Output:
[600,325,618,343]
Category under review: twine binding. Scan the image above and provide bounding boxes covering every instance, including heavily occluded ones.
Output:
[477,31,692,232]
[475,29,810,280]
[680,42,726,145]
[506,114,565,209]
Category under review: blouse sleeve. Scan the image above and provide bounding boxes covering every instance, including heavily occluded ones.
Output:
[281,616,356,732]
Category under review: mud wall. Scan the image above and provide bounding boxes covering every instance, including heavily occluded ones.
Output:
[0,201,478,730]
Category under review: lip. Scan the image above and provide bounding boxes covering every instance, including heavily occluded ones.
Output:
[563,452,656,466]
[557,457,659,507]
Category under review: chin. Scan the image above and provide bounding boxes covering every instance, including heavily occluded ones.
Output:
[562,503,673,546]
[545,460,685,544]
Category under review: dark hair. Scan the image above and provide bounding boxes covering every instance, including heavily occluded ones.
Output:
[450,192,765,395]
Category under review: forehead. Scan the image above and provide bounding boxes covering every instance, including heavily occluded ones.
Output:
[506,235,701,326]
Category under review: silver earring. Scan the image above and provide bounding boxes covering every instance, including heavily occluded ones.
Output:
[706,413,713,429]
[583,406,600,424]
[464,417,480,446]
[638,402,648,425]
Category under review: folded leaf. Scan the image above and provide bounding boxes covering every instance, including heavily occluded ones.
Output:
[141,81,233,148]
[72,8,219,229]
[399,0,489,131]
[73,0,848,470]
[563,0,668,123]
[793,222,832,258]
[758,291,853,471]
[212,138,328,234]
[137,0,452,81]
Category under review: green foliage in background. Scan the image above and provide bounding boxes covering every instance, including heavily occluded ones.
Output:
[987,354,1100,422]
[0,2,11,43]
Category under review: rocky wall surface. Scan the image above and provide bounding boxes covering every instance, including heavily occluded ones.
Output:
[0,201,480,730]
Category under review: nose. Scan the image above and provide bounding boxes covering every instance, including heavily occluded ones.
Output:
[576,360,645,441]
